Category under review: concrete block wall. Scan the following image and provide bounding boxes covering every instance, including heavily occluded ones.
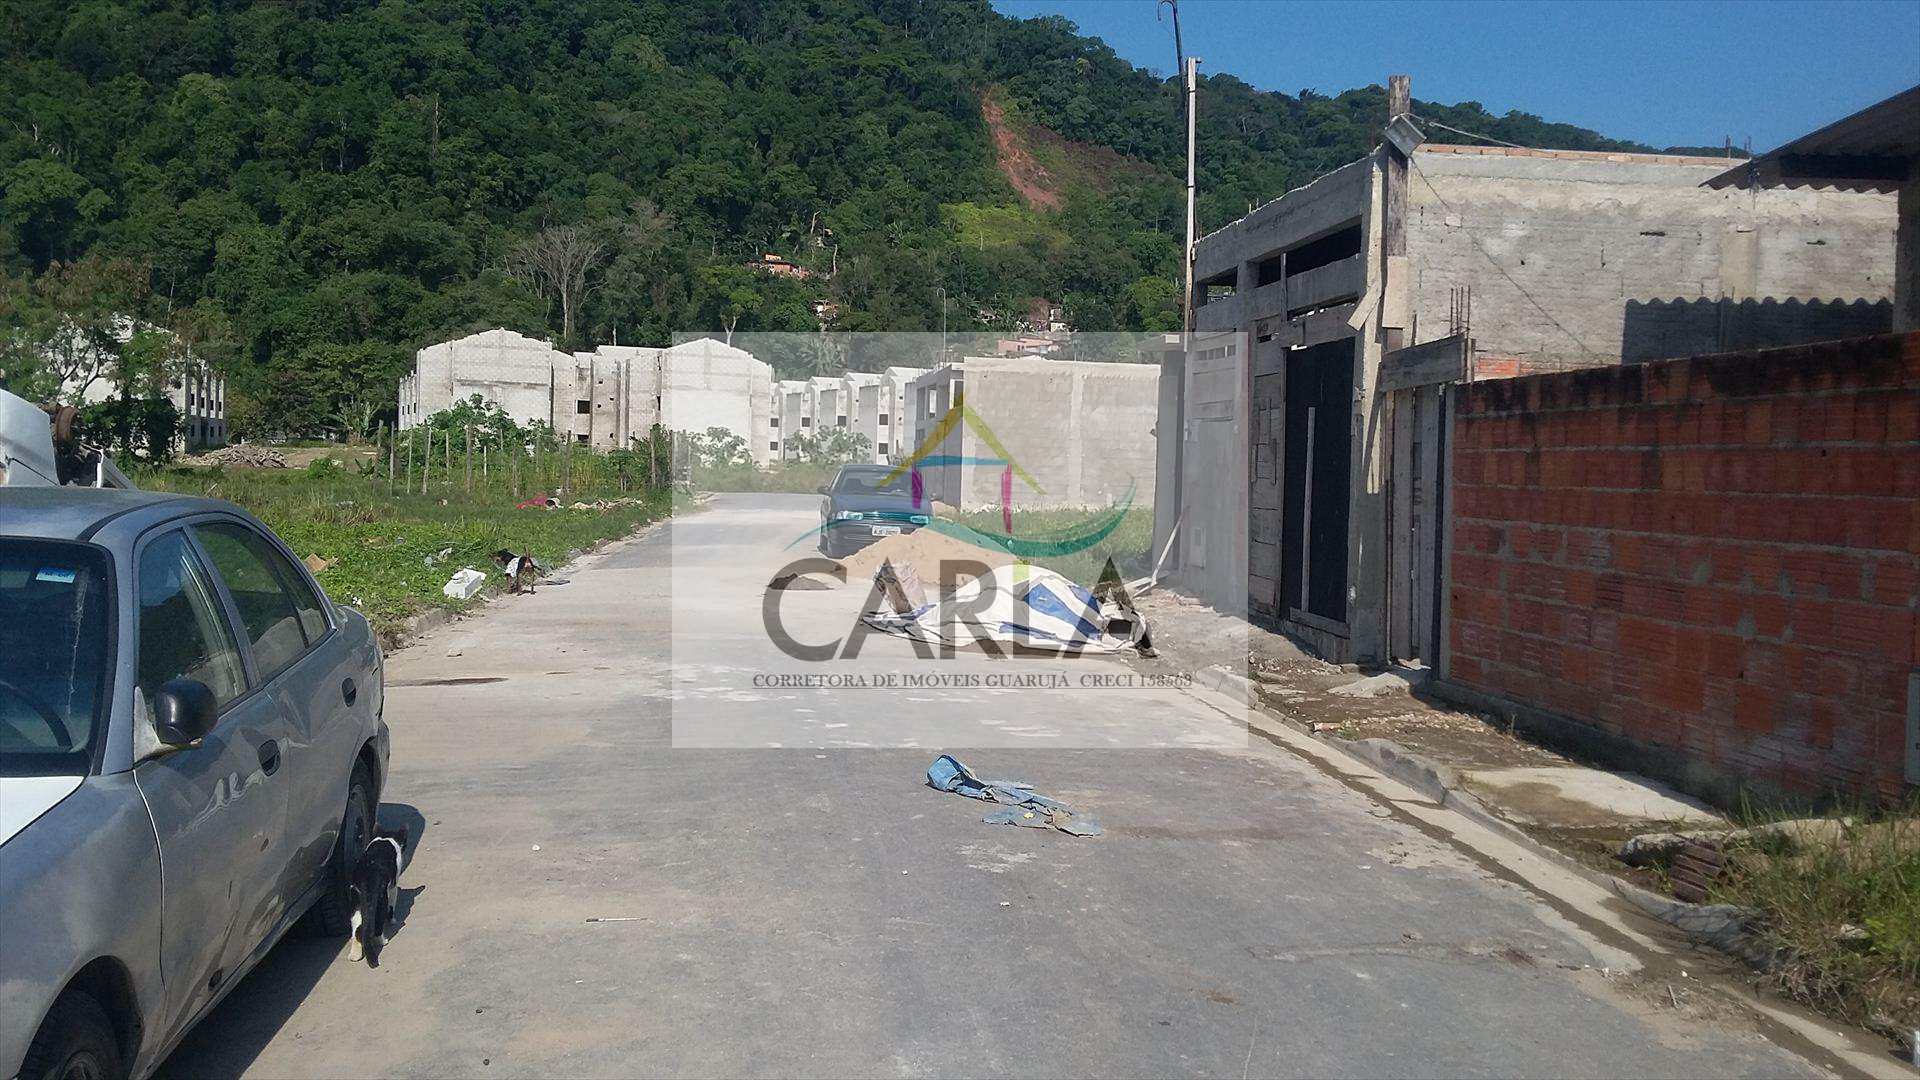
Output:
[1407,146,1899,373]
[943,357,1159,511]
[660,339,774,467]
[401,329,571,433]
[1444,332,1920,803]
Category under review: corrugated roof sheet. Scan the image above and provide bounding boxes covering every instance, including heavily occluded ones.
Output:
[1706,84,1920,192]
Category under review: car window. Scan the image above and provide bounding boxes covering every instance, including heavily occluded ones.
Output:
[201,520,327,644]
[137,530,247,712]
[194,521,316,681]
[0,539,112,775]
[835,470,912,497]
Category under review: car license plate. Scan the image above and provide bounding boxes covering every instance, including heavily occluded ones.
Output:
[870,525,901,536]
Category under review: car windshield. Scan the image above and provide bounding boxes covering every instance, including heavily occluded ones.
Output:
[0,539,112,776]
[834,469,913,497]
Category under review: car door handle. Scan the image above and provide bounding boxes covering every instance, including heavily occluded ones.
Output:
[258,739,281,776]
[342,677,357,706]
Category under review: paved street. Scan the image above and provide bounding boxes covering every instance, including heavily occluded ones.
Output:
[160,495,1832,1078]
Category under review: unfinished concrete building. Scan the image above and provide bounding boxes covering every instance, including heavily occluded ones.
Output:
[906,355,1158,511]
[398,330,773,464]
[1160,86,1899,666]
[768,368,922,464]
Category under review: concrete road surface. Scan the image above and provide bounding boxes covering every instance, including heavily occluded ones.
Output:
[159,495,1844,1078]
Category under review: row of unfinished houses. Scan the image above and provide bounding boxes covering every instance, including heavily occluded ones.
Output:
[398,334,778,462]
[1156,80,1919,803]
[394,335,1164,512]
[769,370,922,463]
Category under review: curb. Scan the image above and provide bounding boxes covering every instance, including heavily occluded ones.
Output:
[1202,663,1766,958]
[380,516,667,651]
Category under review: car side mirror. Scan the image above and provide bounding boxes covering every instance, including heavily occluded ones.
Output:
[152,678,218,746]
[816,485,830,495]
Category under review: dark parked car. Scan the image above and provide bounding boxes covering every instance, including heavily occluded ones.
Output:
[817,464,929,558]
[0,488,389,1080]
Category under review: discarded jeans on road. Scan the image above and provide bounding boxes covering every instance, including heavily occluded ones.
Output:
[926,754,1103,837]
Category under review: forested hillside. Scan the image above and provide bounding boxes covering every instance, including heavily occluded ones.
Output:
[0,0,1646,437]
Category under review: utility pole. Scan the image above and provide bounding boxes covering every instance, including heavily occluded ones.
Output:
[1161,0,1198,342]
[1182,54,1199,341]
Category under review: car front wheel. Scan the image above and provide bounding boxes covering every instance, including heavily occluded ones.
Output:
[301,760,373,937]
[19,991,121,1080]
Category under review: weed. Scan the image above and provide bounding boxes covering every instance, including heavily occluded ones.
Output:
[1712,800,1920,1041]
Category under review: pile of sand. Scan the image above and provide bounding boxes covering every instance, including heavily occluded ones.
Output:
[839,527,1013,587]
[768,527,1015,592]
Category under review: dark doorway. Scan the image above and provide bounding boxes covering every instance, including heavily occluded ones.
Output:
[1279,337,1354,623]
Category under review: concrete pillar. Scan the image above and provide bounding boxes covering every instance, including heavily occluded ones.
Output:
[1896,164,1919,333]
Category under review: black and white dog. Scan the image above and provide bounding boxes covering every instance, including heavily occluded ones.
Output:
[347,825,410,966]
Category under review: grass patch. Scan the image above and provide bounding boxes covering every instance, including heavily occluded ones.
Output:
[138,458,670,643]
[1712,803,1920,1043]
[941,202,1068,250]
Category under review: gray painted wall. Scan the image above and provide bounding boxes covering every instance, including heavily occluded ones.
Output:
[1405,146,1899,371]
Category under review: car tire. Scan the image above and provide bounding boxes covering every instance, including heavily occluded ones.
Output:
[19,991,121,1080]
[301,760,374,937]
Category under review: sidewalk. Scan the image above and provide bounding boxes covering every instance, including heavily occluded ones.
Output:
[1130,589,1742,905]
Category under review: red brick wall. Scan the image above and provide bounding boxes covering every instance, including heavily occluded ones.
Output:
[1446,333,1920,803]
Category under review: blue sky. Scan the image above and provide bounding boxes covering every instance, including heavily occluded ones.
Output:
[989,0,1920,151]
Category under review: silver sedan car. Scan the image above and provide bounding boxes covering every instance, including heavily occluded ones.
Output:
[0,488,389,1080]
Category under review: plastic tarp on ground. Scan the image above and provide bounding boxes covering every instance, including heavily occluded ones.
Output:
[861,562,1147,654]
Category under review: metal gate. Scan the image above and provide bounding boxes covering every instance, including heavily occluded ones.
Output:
[1381,334,1467,665]
[1178,332,1248,614]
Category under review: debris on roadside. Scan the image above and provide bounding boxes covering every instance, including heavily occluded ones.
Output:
[873,559,925,614]
[926,754,1102,837]
[517,494,559,510]
[768,568,836,590]
[425,546,454,567]
[1327,668,1426,698]
[303,553,334,575]
[194,443,288,469]
[1618,817,1860,868]
[865,563,1150,655]
[442,567,486,600]
[1666,838,1728,904]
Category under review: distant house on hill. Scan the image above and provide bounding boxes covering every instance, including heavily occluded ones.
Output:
[751,253,817,280]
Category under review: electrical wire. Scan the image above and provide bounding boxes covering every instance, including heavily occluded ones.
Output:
[1407,154,1597,357]
[1411,114,1528,150]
